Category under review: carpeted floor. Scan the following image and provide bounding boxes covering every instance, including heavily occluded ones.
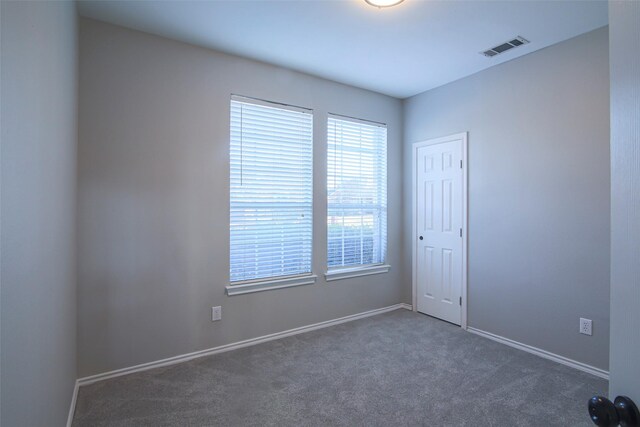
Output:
[72,309,606,426]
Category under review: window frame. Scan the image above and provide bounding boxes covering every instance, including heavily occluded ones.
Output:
[226,95,317,296]
[324,114,390,281]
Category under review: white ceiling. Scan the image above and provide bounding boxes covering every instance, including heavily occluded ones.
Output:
[77,0,608,99]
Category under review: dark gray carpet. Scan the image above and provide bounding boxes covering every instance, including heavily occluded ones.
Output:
[72,309,606,426]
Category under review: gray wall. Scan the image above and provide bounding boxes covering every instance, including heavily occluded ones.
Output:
[609,1,640,398]
[1,1,78,425]
[77,19,404,377]
[403,27,610,370]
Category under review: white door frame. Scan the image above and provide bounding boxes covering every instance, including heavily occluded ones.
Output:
[412,132,468,329]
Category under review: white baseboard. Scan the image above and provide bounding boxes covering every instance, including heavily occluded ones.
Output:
[399,302,413,311]
[467,327,609,380]
[66,380,79,427]
[76,303,412,388]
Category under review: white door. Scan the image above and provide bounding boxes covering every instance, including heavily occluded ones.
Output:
[413,134,466,325]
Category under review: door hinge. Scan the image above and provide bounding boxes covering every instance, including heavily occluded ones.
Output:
[459,297,462,306]
[459,228,462,237]
[460,160,463,169]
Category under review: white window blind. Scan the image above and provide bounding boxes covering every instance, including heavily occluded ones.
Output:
[327,115,387,269]
[230,96,313,284]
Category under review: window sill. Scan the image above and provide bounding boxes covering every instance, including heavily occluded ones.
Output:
[324,264,391,282]
[226,274,317,296]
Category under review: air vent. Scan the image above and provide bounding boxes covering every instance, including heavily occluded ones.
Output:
[482,36,529,58]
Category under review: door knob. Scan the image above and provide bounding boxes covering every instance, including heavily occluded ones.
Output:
[419,236,423,240]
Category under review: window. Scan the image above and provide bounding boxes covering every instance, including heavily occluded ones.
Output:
[228,96,315,295]
[327,115,388,278]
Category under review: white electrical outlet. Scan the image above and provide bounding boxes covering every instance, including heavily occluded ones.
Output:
[580,318,592,336]
[212,306,222,322]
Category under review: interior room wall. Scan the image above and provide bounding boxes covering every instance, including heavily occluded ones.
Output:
[77,18,404,377]
[0,1,78,425]
[608,0,640,399]
[403,27,610,370]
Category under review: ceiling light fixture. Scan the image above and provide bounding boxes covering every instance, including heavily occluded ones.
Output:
[365,0,405,8]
